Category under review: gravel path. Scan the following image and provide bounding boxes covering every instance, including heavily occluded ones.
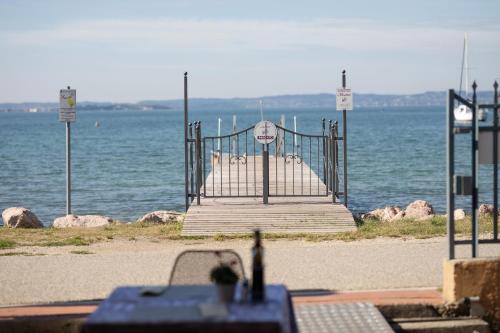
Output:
[1,237,499,305]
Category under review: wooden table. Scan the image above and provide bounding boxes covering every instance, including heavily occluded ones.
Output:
[82,284,297,333]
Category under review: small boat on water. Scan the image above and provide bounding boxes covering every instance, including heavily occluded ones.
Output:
[95,121,100,128]
[453,33,487,122]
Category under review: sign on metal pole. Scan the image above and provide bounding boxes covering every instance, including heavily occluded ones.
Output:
[254,120,277,145]
[59,87,76,215]
[336,88,353,111]
[59,89,76,122]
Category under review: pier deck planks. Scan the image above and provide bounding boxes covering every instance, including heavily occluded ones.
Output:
[182,155,355,236]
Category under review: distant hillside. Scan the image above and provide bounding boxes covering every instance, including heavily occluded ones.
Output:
[0,102,170,112]
[142,91,495,110]
[1,91,495,112]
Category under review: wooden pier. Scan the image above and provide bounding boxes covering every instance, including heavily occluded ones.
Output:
[182,155,356,236]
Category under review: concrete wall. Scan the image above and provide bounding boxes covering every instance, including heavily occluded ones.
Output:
[443,257,500,321]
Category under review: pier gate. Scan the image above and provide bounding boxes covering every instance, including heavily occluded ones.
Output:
[183,75,347,210]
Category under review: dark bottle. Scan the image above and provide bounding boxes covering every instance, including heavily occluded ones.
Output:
[251,229,265,302]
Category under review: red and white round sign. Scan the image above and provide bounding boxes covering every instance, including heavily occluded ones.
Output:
[254,120,277,145]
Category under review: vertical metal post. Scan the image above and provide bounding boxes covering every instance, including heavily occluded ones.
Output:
[66,121,71,215]
[446,90,455,260]
[472,82,478,257]
[324,118,329,191]
[342,70,348,207]
[195,122,202,206]
[493,81,498,240]
[232,115,237,157]
[183,72,189,211]
[263,144,269,204]
[331,123,337,203]
[189,123,194,202]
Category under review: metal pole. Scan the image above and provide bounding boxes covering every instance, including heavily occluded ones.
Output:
[263,144,269,204]
[294,116,298,151]
[321,118,330,191]
[446,90,455,260]
[494,81,499,240]
[196,123,201,206]
[342,70,348,207]
[66,121,71,215]
[184,72,189,211]
[189,123,194,202]
[232,115,237,157]
[472,81,478,257]
[217,118,221,151]
[331,123,337,203]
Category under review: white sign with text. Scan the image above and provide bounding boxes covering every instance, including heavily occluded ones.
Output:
[254,121,277,145]
[59,89,76,122]
[336,88,353,111]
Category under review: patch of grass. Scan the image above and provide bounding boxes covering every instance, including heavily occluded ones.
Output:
[0,215,495,247]
[0,251,45,256]
[42,236,92,247]
[70,250,94,255]
[0,221,184,247]
[0,239,16,249]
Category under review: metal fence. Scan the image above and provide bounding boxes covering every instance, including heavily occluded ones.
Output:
[183,72,348,210]
[446,81,500,259]
[185,119,345,207]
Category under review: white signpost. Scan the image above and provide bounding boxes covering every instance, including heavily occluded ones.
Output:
[336,70,351,206]
[254,120,277,145]
[59,87,76,215]
[336,88,353,111]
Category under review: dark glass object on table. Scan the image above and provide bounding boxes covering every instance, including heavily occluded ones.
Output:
[251,229,265,302]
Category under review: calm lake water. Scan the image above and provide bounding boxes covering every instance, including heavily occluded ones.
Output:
[0,107,496,226]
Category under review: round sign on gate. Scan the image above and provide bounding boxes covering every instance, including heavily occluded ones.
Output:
[254,120,277,145]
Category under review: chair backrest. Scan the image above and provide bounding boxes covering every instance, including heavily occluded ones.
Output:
[168,250,246,285]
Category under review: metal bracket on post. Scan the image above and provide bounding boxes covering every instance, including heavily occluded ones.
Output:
[453,176,473,195]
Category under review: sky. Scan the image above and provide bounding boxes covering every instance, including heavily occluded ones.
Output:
[1,0,499,102]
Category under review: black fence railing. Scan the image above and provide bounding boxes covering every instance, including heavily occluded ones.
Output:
[185,119,345,207]
[447,81,500,259]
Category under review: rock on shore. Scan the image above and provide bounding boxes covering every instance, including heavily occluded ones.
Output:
[1,207,43,228]
[479,204,495,216]
[138,211,183,224]
[362,206,404,222]
[404,200,434,220]
[53,215,113,228]
[362,200,434,222]
[453,208,466,220]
